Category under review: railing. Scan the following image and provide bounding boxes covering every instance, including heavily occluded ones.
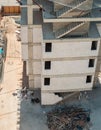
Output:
[55,22,85,38]
[56,0,88,17]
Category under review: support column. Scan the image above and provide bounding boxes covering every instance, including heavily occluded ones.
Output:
[94,40,101,87]
[27,0,34,89]
[27,0,33,5]
[28,26,34,89]
[27,7,33,25]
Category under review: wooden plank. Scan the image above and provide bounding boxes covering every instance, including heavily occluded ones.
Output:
[2,6,20,15]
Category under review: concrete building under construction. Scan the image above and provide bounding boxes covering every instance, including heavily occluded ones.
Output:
[21,0,101,105]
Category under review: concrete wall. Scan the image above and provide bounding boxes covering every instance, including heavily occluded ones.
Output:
[41,92,62,105]
[33,45,41,59]
[33,26,43,43]
[33,62,41,74]
[26,60,41,88]
[34,76,41,88]
[42,59,97,75]
[42,41,100,58]
[42,76,94,92]
[21,44,28,60]
[27,0,33,5]
[21,27,28,43]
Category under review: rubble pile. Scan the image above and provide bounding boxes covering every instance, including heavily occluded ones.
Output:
[47,106,90,130]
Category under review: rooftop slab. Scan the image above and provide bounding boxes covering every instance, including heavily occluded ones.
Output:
[0,0,19,6]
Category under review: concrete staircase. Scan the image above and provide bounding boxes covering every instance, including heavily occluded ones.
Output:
[55,22,85,38]
[41,93,63,105]
[56,92,80,104]
[56,0,88,17]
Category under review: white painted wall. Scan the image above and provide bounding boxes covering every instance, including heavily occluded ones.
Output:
[33,45,41,59]
[42,76,94,92]
[42,59,97,75]
[33,62,41,74]
[21,27,28,43]
[21,44,28,60]
[33,27,43,43]
[42,41,100,58]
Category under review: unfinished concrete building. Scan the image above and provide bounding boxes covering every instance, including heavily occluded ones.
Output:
[21,0,101,105]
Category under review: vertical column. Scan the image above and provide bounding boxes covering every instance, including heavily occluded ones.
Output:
[28,27,34,89]
[27,0,33,5]
[94,40,101,87]
[27,0,34,89]
[27,7,33,25]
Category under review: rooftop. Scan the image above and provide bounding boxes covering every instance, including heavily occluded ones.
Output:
[0,0,19,6]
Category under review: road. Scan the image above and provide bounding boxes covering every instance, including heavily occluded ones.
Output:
[0,28,22,130]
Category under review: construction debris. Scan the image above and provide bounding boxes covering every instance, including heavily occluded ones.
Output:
[47,106,90,130]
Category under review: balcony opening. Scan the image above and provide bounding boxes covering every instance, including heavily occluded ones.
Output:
[45,43,52,52]
[86,75,92,83]
[88,59,95,67]
[45,61,51,69]
[44,78,50,85]
[91,41,97,50]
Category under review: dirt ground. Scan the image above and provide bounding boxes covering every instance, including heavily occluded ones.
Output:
[0,17,22,130]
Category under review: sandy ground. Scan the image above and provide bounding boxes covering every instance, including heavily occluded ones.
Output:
[0,27,22,130]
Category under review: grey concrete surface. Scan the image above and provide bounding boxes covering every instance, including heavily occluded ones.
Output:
[20,99,49,130]
[20,86,101,130]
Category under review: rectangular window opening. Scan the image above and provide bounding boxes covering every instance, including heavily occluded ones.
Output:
[45,61,51,69]
[91,41,97,50]
[86,75,92,83]
[45,43,52,52]
[88,59,95,67]
[44,78,50,85]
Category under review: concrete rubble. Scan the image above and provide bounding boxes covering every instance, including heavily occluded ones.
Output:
[47,106,90,130]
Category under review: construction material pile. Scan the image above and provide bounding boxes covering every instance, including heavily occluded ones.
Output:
[47,106,90,130]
